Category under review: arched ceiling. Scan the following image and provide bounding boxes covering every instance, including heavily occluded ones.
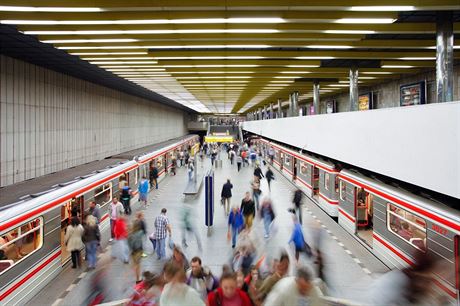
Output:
[0,1,459,114]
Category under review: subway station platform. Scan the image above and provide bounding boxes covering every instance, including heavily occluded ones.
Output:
[28,153,389,306]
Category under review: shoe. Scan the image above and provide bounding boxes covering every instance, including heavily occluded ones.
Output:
[71,265,77,269]
[264,234,269,239]
[141,253,148,257]
[109,238,113,242]
[157,256,162,260]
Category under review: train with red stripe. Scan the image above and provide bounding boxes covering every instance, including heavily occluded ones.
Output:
[0,135,199,305]
[253,136,460,305]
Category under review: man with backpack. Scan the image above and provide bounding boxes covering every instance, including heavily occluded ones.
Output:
[186,257,219,301]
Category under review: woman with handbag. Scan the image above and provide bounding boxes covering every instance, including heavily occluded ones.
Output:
[65,217,84,269]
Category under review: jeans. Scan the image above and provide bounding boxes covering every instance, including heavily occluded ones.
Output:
[188,171,194,181]
[263,214,271,237]
[156,238,166,259]
[231,227,238,247]
[182,226,202,250]
[237,163,241,171]
[110,219,116,238]
[86,241,98,268]
[253,193,260,211]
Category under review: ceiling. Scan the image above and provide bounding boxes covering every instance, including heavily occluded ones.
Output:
[0,1,459,114]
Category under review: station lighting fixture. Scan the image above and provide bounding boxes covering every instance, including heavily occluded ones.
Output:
[3,17,286,25]
[306,45,353,49]
[334,18,396,24]
[381,65,415,68]
[0,6,102,12]
[176,76,253,79]
[287,65,320,68]
[324,30,376,34]
[89,61,158,64]
[153,56,266,60]
[83,57,156,60]
[295,56,336,60]
[327,84,351,87]
[280,71,311,74]
[399,57,436,60]
[108,69,166,72]
[160,65,260,68]
[42,39,139,43]
[23,29,281,35]
[361,71,393,75]
[147,45,271,49]
[101,65,161,68]
[274,76,302,79]
[349,6,415,11]
[71,52,148,56]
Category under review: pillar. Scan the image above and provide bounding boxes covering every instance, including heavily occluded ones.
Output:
[292,91,299,116]
[270,103,274,119]
[258,108,263,120]
[313,82,320,115]
[277,98,282,118]
[349,67,359,111]
[263,105,268,120]
[436,12,454,103]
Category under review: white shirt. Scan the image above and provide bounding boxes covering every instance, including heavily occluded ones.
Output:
[159,282,204,306]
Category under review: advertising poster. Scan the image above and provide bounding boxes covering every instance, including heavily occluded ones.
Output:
[400,82,425,106]
[326,100,336,114]
[358,93,372,111]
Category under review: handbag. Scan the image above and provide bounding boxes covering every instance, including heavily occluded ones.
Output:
[168,237,175,250]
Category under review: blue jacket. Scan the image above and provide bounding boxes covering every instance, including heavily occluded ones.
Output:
[228,210,244,230]
[289,223,305,248]
[138,179,149,193]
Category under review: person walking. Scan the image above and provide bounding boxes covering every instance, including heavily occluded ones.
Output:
[121,183,133,215]
[138,176,150,209]
[236,154,243,172]
[154,208,171,260]
[240,192,256,231]
[160,264,205,306]
[150,164,159,189]
[228,207,244,249]
[83,215,100,269]
[89,201,101,224]
[293,189,303,224]
[254,165,264,183]
[251,180,262,211]
[128,218,145,283]
[289,215,312,262]
[187,159,195,182]
[113,215,130,263]
[259,198,275,238]
[265,167,275,191]
[210,148,217,166]
[181,204,202,251]
[65,217,84,269]
[265,267,321,306]
[171,156,177,175]
[186,257,219,301]
[179,150,185,167]
[229,149,235,165]
[109,197,124,242]
[221,179,233,216]
[207,272,252,306]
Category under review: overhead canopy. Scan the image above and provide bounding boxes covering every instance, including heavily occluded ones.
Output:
[0,1,459,113]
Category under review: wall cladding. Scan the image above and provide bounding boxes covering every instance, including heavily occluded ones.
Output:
[0,55,188,187]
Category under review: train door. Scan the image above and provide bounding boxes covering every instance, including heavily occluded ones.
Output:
[293,158,297,180]
[60,196,83,263]
[355,187,373,246]
[279,152,284,170]
[164,154,168,174]
[312,166,319,197]
[455,236,459,303]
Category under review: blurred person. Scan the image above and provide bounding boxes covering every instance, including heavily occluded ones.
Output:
[293,188,303,224]
[229,148,236,165]
[179,150,185,167]
[160,264,205,306]
[231,245,255,276]
[250,149,257,166]
[211,147,217,166]
[154,208,171,260]
[64,217,84,269]
[289,214,312,262]
[112,215,129,264]
[265,266,321,306]
[251,180,262,211]
[236,154,243,172]
[108,197,123,242]
[150,164,159,189]
[240,192,256,230]
[257,252,290,301]
[169,245,189,272]
[241,150,248,167]
[207,272,252,306]
[254,164,264,182]
[89,201,101,224]
[170,156,177,175]
[181,203,202,250]
[138,176,150,209]
[259,197,275,238]
[265,167,275,191]
[187,158,195,181]
[127,271,162,306]
[221,179,233,216]
[186,256,219,301]
[368,252,436,305]
[128,217,146,283]
[242,266,263,306]
[228,206,244,249]
[83,215,100,269]
[84,258,110,305]
[121,183,133,215]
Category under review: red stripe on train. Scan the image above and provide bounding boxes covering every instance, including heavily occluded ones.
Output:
[319,193,339,205]
[0,250,61,301]
[339,207,355,222]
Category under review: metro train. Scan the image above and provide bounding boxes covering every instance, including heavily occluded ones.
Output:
[0,135,199,305]
[253,137,460,304]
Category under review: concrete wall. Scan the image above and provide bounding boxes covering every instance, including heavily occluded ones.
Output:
[242,102,460,199]
[316,65,460,114]
[0,55,188,187]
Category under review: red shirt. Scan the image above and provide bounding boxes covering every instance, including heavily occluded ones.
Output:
[114,218,128,239]
[207,287,252,306]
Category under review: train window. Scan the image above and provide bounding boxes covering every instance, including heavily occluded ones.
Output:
[300,163,308,175]
[325,173,330,190]
[335,176,339,193]
[387,204,427,251]
[94,183,112,210]
[156,158,163,169]
[285,155,290,166]
[339,181,346,201]
[0,218,43,275]
[118,173,127,189]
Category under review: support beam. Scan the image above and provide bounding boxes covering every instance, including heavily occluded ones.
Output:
[436,11,454,103]
[289,92,299,117]
[277,98,282,118]
[313,82,320,115]
[349,67,359,111]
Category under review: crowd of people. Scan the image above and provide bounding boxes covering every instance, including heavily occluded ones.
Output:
[62,138,444,306]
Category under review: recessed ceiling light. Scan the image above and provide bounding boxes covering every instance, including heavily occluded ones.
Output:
[335,18,396,24]
[84,57,156,60]
[323,30,376,34]
[381,65,415,68]
[24,29,280,35]
[148,45,271,49]
[42,38,138,43]
[89,61,158,64]
[286,65,320,68]
[306,45,353,49]
[0,6,102,12]
[154,56,265,60]
[279,71,311,74]
[398,57,435,60]
[361,71,393,75]
[349,6,415,11]
[294,56,335,60]
[274,76,302,79]
[71,52,147,55]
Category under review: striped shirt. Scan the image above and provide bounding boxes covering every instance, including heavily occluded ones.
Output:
[154,214,170,240]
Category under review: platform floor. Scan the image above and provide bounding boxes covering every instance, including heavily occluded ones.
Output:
[28,152,389,306]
